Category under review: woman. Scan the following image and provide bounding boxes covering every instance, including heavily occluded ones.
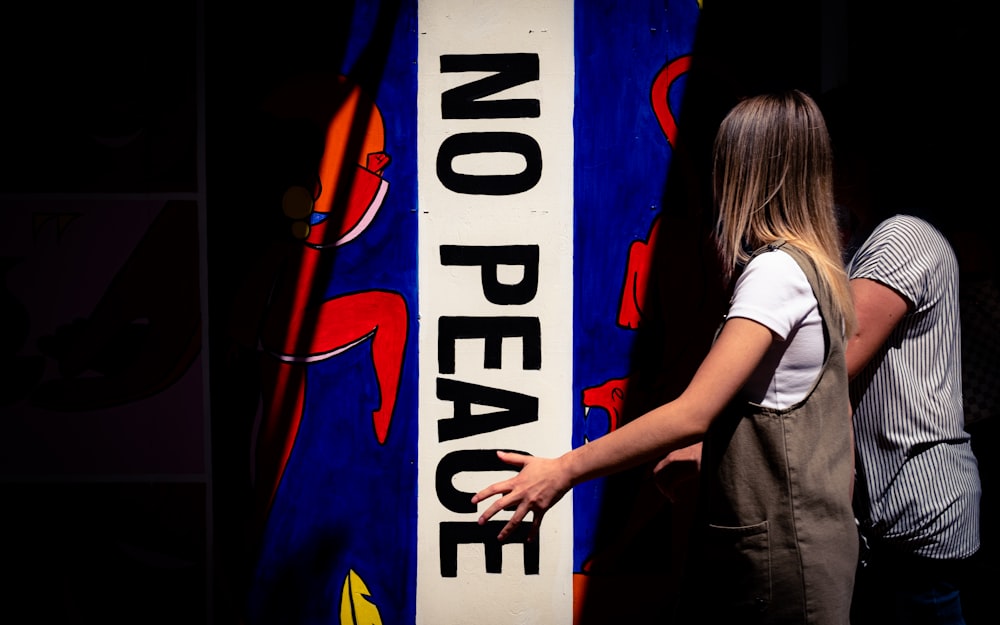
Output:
[472,90,859,624]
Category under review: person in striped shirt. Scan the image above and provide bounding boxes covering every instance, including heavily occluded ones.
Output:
[836,130,982,624]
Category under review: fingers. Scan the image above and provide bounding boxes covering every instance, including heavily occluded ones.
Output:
[470,489,521,540]
[470,449,550,541]
[470,480,506,506]
[496,449,529,467]
[476,491,512,525]
[495,504,532,541]
[494,503,546,542]
[478,491,548,542]
[470,449,527,505]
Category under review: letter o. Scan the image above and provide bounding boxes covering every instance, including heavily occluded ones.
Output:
[437,132,542,195]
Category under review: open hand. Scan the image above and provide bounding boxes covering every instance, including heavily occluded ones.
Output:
[471,450,571,542]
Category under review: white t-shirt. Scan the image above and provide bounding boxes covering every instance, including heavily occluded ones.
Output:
[727,248,824,409]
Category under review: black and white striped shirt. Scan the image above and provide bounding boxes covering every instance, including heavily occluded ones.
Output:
[848,214,981,560]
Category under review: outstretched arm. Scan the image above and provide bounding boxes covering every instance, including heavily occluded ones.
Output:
[471,316,774,541]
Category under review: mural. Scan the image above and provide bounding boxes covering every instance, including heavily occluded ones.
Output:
[224,4,420,625]
[248,74,409,537]
[2,1,993,624]
[236,1,703,623]
[242,68,418,623]
[570,6,710,622]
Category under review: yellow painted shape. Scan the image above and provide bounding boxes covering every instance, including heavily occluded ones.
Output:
[340,568,383,625]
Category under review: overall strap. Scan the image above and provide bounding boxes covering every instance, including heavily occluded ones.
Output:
[748,238,787,262]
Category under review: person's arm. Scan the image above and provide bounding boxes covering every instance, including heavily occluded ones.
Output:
[471,316,774,541]
[845,277,912,379]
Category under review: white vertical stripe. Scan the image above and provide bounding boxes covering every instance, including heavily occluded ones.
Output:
[417,1,575,623]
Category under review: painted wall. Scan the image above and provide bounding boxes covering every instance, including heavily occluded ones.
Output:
[209,1,999,623]
[1,1,995,624]
[220,1,752,623]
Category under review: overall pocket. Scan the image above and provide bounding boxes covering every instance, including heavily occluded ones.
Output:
[703,519,771,614]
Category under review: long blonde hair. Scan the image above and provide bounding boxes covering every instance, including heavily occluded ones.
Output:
[713,90,856,335]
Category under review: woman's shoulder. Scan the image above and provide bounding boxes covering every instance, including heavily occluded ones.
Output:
[745,244,807,274]
[739,247,811,293]
[732,246,817,336]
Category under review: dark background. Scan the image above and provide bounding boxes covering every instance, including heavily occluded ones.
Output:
[0,1,993,623]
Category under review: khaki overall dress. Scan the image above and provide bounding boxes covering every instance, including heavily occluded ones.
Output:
[673,242,858,624]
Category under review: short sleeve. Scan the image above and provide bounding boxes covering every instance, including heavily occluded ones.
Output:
[728,249,815,341]
[848,215,949,310]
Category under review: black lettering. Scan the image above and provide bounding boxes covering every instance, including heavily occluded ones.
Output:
[436,378,538,442]
[436,449,530,513]
[440,244,539,305]
[438,316,541,374]
[439,521,540,577]
[437,132,542,195]
[440,53,540,119]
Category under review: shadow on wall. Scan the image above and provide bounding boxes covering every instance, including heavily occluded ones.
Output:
[576,1,821,622]
[576,1,998,623]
